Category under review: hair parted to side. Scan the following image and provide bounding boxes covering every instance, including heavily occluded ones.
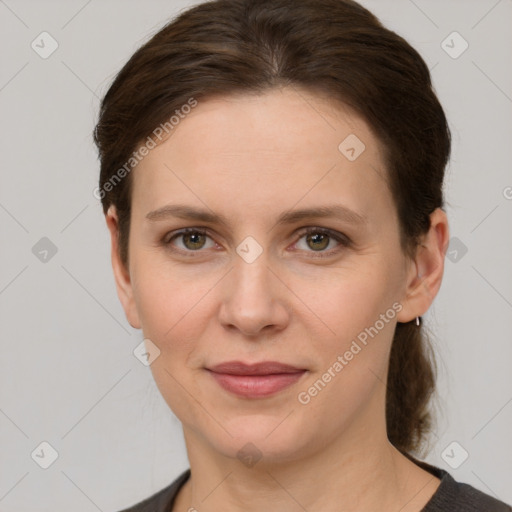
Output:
[93,0,451,457]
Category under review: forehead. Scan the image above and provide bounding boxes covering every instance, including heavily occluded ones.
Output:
[131,87,393,224]
[143,88,378,163]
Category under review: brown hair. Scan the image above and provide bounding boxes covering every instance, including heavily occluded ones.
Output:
[93,0,450,457]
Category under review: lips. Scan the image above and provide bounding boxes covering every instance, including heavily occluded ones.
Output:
[207,360,305,375]
[206,361,307,398]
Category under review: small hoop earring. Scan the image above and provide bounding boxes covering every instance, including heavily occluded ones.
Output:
[415,316,421,326]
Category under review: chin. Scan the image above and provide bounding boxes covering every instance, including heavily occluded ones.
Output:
[200,414,316,468]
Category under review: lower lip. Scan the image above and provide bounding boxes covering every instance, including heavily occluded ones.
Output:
[207,370,306,398]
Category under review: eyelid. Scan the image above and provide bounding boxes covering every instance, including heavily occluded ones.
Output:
[163,226,209,244]
[162,226,351,257]
[163,227,217,255]
[291,226,351,258]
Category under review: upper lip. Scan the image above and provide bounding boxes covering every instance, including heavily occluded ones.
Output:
[207,361,306,375]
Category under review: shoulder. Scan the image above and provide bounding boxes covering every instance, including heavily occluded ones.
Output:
[411,457,511,512]
[114,462,512,512]
[423,472,511,511]
[116,468,191,512]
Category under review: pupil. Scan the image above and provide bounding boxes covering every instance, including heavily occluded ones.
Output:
[185,233,204,249]
[308,233,328,251]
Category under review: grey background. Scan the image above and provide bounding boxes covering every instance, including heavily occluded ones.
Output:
[0,0,511,510]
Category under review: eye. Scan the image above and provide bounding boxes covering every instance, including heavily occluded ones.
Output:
[292,227,351,258]
[163,228,216,254]
[162,226,351,258]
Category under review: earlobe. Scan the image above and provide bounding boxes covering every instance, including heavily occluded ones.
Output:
[105,205,142,330]
[396,208,450,324]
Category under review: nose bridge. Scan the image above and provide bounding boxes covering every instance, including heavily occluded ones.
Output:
[235,234,266,266]
[234,246,271,291]
[232,238,274,307]
[218,235,289,335]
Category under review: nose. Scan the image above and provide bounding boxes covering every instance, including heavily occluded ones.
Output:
[218,251,291,338]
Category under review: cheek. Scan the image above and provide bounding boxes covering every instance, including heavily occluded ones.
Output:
[131,256,215,342]
[131,265,215,422]
[291,263,399,341]
[294,281,397,437]
[292,263,400,411]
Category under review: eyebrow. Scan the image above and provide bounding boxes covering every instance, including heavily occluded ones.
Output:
[145,203,368,227]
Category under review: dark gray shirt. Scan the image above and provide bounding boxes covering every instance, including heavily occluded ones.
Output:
[117,458,511,511]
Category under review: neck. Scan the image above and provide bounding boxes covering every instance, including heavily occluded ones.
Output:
[172,396,440,511]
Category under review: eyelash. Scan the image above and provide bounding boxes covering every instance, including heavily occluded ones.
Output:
[162,227,351,259]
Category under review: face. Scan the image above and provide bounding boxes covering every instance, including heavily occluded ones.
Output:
[109,87,423,465]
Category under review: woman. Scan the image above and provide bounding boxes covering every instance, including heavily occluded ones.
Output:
[93,0,511,510]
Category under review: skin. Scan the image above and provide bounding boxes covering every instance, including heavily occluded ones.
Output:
[106,87,450,511]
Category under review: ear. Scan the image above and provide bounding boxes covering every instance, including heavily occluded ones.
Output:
[396,207,450,323]
[105,205,141,330]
